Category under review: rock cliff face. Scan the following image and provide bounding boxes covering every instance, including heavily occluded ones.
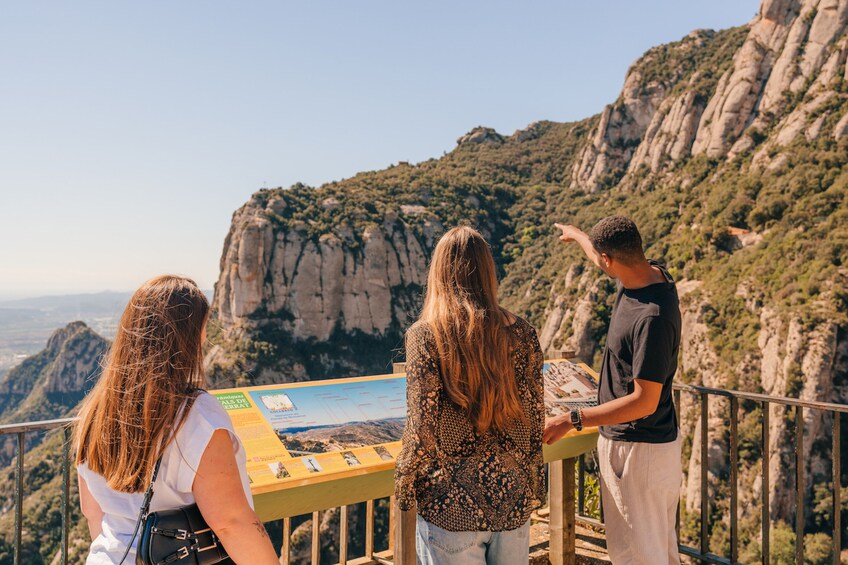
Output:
[758,304,844,522]
[570,28,748,191]
[676,285,731,514]
[674,283,847,535]
[214,201,434,342]
[570,0,848,188]
[537,266,609,364]
[208,190,446,385]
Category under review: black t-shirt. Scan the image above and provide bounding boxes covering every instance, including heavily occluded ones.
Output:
[598,261,681,443]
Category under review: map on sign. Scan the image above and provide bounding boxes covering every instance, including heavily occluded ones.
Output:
[213,360,597,491]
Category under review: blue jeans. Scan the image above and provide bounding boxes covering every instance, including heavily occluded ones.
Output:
[415,515,530,565]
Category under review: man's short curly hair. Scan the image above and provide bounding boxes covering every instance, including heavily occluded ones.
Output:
[589,216,645,264]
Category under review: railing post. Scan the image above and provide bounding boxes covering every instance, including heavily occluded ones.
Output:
[675,388,681,538]
[338,505,348,564]
[312,511,321,565]
[365,499,375,559]
[700,393,709,557]
[796,406,804,564]
[15,432,24,565]
[577,454,585,517]
[834,412,841,565]
[762,401,770,565]
[62,426,70,565]
[392,499,416,565]
[388,496,396,554]
[730,396,738,564]
[280,517,291,565]
[549,458,576,565]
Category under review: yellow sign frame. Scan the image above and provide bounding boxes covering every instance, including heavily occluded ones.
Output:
[213,361,600,520]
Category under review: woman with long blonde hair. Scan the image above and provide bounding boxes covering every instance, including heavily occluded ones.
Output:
[75,275,278,564]
[395,227,545,565]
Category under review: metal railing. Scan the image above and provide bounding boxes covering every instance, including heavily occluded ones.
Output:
[1,411,397,565]
[1,418,570,565]
[575,382,847,565]
[0,417,75,565]
[6,383,847,565]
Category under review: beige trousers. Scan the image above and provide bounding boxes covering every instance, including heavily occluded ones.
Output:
[598,434,682,565]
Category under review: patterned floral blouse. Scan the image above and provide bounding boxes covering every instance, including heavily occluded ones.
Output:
[395,317,546,532]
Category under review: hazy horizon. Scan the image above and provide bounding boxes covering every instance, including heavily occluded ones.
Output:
[0,289,131,302]
[1,1,758,298]
[0,288,214,303]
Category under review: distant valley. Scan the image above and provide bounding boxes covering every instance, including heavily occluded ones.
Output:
[0,290,210,376]
[0,292,127,374]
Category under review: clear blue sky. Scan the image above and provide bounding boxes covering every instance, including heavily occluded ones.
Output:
[0,1,759,299]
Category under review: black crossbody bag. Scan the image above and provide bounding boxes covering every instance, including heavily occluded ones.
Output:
[118,457,232,565]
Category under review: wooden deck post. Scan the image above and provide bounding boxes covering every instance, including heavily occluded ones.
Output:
[364,499,375,559]
[549,457,576,565]
[339,505,349,564]
[392,499,417,565]
[311,511,321,564]
[280,517,291,565]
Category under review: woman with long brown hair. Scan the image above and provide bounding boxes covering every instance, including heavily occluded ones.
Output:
[75,275,278,564]
[395,227,545,564]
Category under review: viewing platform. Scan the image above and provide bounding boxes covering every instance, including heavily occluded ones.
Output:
[2,363,846,565]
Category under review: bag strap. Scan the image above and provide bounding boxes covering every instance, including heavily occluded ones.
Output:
[118,456,163,565]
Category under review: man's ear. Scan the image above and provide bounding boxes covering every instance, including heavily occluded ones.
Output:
[600,253,614,276]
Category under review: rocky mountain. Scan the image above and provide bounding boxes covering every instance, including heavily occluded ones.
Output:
[0,322,107,564]
[0,322,107,469]
[209,0,847,558]
[0,321,107,425]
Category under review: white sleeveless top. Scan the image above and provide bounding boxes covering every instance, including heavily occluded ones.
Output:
[77,392,251,564]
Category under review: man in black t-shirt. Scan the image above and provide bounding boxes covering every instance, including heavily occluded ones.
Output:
[544,216,682,565]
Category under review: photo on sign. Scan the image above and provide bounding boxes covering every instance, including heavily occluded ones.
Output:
[341,451,361,467]
[258,393,296,412]
[543,361,599,417]
[269,461,291,479]
[373,445,393,461]
[302,456,323,473]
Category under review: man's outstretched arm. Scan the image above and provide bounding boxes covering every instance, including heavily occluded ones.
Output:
[554,223,607,273]
[543,379,662,444]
